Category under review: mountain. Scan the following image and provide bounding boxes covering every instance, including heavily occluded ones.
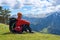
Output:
[22,11,60,35]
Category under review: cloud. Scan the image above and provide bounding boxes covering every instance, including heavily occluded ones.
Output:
[49,0,60,5]
[0,0,2,5]
[22,0,60,18]
[0,0,24,9]
[56,5,60,11]
[0,0,60,18]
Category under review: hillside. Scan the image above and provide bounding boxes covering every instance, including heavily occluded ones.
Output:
[0,23,60,40]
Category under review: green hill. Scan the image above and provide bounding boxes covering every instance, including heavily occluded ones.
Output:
[0,23,60,40]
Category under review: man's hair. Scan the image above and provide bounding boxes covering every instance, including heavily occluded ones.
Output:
[17,12,22,16]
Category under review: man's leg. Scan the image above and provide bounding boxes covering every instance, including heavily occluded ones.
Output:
[25,25,33,33]
[22,24,33,33]
[22,25,27,32]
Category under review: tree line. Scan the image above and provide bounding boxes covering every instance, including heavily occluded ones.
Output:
[0,6,11,24]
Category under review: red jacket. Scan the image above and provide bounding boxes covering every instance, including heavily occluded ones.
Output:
[14,19,30,31]
[16,19,30,26]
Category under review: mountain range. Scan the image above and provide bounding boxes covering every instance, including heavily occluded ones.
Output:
[22,11,60,35]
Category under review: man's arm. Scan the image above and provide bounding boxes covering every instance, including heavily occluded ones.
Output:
[22,20,30,25]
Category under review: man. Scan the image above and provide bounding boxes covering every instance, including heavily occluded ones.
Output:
[9,12,33,33]
[15,12,33,33]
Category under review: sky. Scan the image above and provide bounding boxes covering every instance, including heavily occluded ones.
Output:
[0,0,60,18]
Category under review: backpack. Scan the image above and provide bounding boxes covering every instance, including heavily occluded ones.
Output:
[9,18,23,33]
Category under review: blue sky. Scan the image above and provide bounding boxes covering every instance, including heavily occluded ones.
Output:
[0,0,60,18]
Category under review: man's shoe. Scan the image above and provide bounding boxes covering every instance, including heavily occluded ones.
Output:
[29,32,34,33]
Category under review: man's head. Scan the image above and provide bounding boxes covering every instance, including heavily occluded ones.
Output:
[17,12,22,18]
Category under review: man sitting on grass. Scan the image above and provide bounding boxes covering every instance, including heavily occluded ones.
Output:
[9,12,33,33]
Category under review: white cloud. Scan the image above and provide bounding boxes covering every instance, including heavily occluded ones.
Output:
[48,0,60,5]
[56,5,60,11]
[2,0,16,7]
[0,0,60,18]
[0,0,2,5]
[23,0,60,18]
[0,0,24,9]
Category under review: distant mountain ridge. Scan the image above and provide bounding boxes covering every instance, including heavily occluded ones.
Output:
[23,11,60,35]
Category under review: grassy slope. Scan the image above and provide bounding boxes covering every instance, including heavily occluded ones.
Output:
[0,23,60,40]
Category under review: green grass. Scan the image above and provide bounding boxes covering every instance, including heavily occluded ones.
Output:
[0,23,60,40]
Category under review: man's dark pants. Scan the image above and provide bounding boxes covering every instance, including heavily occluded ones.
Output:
[22,24,32,33]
